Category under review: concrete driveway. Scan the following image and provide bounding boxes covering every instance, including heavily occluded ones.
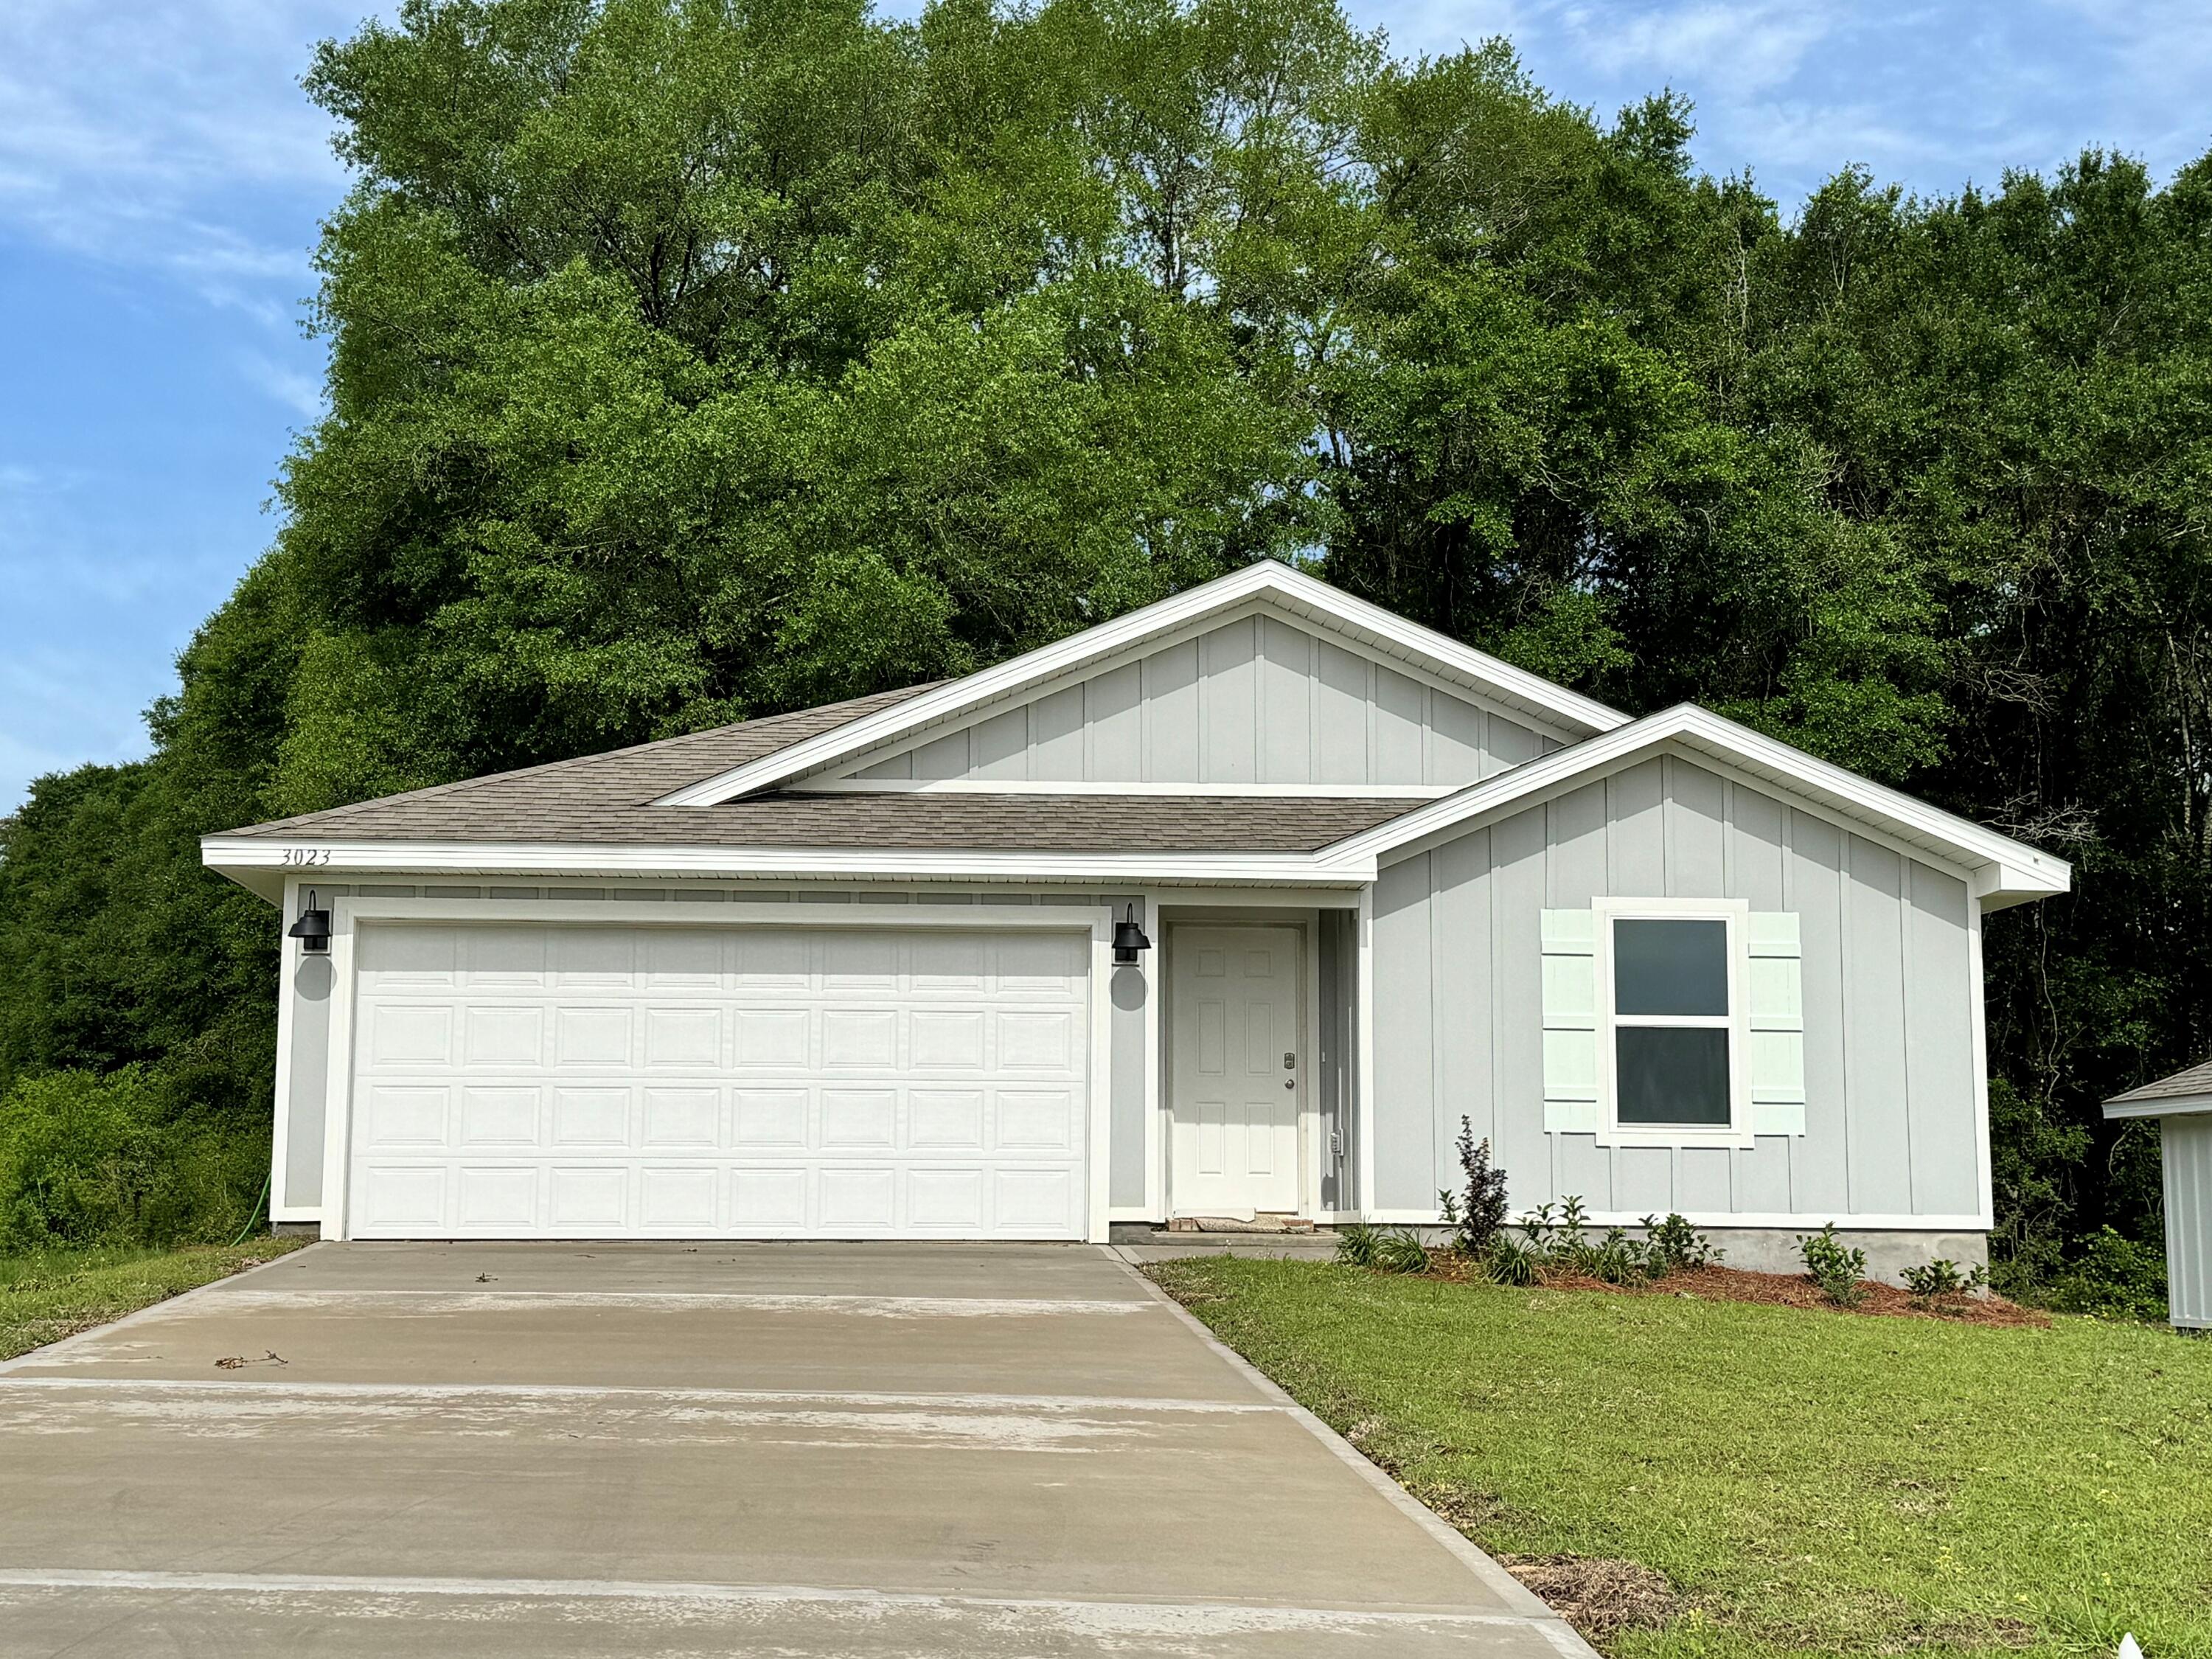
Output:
[0,1242,1588,1658]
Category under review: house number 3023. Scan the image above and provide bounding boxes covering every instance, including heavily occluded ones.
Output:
[279,847,333,867]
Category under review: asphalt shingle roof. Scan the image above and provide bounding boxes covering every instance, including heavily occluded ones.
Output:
[2106,1058,2212,1107]
[214,683,1422,853]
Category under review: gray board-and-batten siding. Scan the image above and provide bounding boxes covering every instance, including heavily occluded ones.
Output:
[1368,753,1982,1222]
[846,614,1557,788]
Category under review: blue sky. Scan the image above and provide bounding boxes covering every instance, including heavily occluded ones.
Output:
[4,1,2208,811]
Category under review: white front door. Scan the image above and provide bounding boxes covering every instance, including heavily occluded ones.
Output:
[1169,924,1301,1217]
[344,921,1091,1240]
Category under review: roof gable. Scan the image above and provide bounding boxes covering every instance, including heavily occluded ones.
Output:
[656,563,1627,806]
[821,608,1560,793]
[1315,704,2072,910]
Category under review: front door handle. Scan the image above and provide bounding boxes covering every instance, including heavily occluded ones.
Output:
[1284,1079,1295,1090]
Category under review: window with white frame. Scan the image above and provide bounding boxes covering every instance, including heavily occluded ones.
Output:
[1540,899,1803,1145]
[1608,915,1734,1128]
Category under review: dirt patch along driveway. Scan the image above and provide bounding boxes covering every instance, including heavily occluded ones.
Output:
[0,1241,1589,1658]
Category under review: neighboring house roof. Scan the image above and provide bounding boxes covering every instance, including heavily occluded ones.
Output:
[655,560,1630,807]
[2104,1060,2212,1120]
[1316,703,2072,910]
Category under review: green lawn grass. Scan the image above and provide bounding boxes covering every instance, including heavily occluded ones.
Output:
[0,1237,310,1363]
[1148,1256,2209,1659]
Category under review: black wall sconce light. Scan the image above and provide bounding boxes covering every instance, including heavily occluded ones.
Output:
[288,888,332,954]
[1111,902,1152,966]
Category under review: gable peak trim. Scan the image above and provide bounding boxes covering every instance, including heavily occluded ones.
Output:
[656,563,1627,806]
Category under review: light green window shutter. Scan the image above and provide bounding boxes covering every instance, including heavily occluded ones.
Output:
[1540,909,1599,1132]
[1746,911,1806,1135]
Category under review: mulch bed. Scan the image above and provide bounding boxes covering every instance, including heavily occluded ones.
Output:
[1422,1253,2048,1327]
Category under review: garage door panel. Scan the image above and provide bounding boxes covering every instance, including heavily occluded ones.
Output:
[551,1088,629,1147]
[911,1010,986,1068]
[996,1166,1076,1228]
[910,934,987,990]
[734,1009,809,1067]
[909,1089,984,1148]
[998,1009,1075,1069]
[642,1086,720,1147]
[549,1166,627,1228]
[460,928,544,984]
[731,1167,807,1228]
[821,1089,896,1148]
[996,1089,1078,1151]
[818,1166,897,1229]
[554,1006,632,1065]
[456,1166,535,1229]
[369,1005,453,1067]
[733,1088,808,1147]
[643,931,723,987]
[464,1006,542,1066]
[908,1166,984,1228]
[349,923,1088,1239]
[361,1165,448,1229]
[551,927,636,984]
[821,1008,897,1067]
[361,927,457,984]
[460,1087,540,1147]
[643,1006,720,1067]
[363,1085,448,1149]
[640,1166,717,1229]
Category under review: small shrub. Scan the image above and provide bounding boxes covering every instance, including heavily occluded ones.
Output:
[1798,1223,1868,1307]
[1518,1196,1591,1267]
[1334,1222,1381,1269]
[1483,1232,1541,1286]
[2040,1228,2169,1323]
[1371,1227,1433,1275]
[1900,1258,1987,1301]
[1642,1213,1720,1273]
[1441,1119,1511,1256]
[1587,1226,1658,1285]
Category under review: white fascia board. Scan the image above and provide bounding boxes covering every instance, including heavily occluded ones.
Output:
[790,778,1456,799]
[655,562,1628,806]
[1315,704,2073,904]
[199,835,1377,890]
[2104,1093,2212,1121]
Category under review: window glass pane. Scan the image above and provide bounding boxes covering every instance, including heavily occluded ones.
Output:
[1615,1027,1731,1125]
[1613,919,1728,1017]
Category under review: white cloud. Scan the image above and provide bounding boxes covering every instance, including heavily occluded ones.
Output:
[241,351,327,422]
[1548,1,1831,95]
[0,1,382,299]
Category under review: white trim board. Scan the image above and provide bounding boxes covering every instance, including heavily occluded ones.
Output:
[790,779,1458,799]
[657,563,1627,806]
[2104,1093,2212,1120]
[201,838,1378,897]
[1319,704,2070,909]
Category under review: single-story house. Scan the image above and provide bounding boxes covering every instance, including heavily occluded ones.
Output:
[2104,1060,2212,1329]
[202,563,2070,1274]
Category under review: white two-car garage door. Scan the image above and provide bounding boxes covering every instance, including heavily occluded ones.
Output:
[344,922,1091,1239]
